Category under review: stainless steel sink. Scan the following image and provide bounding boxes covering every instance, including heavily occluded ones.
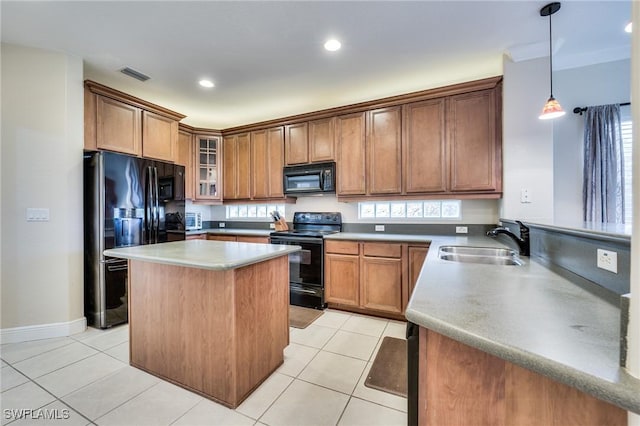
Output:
[439,246,518,257]
[438,246,523,266]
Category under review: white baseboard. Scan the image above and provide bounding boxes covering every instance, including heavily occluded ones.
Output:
[0,317,87,344]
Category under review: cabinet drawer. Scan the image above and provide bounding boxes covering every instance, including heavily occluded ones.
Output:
[237,236,269,244]
[325,240,359,255]
[207,235,237,242]
[362,242,402,258]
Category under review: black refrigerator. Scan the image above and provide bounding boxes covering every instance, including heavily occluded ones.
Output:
[83,151,185,328]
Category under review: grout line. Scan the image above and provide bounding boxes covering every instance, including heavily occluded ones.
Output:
[0,338,76,365]
[251,373,297,423]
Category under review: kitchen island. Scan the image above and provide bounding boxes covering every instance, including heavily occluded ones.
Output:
[104,240,300,408]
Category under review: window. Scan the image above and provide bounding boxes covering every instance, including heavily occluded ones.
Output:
[226,204,285,220]
[358,200,461,220]
[621,105,632,224]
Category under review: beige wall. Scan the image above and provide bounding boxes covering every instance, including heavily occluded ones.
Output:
[1,43,84,331]
[500,56,554,222]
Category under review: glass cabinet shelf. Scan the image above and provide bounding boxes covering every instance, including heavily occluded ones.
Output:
[197,136,220,199]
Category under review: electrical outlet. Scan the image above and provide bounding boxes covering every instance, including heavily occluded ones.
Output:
[375,225,385,232]
[456,226,468,234]
[597,249,618,274]
[520,189,532,203]
[26,208,50,222]
[269,223,275,229]
[219,222,225,228]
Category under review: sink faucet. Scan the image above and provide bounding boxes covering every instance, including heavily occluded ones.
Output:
[486,221,530,256]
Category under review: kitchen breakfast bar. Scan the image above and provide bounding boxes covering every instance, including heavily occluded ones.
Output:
[104,240,300,408]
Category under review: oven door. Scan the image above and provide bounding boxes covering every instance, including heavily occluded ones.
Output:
[269,235,323,286]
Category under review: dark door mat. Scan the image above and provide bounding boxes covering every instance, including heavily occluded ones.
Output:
[289,305,323,329]
[365,336,407,397]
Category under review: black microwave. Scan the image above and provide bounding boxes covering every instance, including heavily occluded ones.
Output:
[283,162,335,195]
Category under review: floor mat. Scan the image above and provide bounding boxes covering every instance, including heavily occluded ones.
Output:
[289,305,323,329]
[364,336,407,397]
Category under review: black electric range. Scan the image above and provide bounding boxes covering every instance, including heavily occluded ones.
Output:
[269,212,342,309]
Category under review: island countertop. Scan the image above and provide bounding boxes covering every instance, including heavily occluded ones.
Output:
[104,240,300,270]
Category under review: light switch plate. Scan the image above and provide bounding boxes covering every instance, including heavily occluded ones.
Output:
[26,208,50,222]
[269,223,275,229]
[375,225,385,232]
[597,249,618,274]
[219,222,226,228]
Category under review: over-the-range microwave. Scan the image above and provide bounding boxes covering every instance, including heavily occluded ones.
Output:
[283,162,335,195]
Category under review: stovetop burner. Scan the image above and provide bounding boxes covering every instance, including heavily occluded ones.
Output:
[269,211,342,238]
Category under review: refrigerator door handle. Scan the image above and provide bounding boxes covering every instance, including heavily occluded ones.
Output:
[153,166,160,243]
[146,166,153,244]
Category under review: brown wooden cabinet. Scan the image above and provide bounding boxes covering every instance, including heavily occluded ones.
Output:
[207,234,238,242]
[223,133,251,200]
[252,127,284,199]
[284,118,335,165]
[367,107,402,195]
[206,234,269,243]
[284,122,309,165]
[325,239,428,319]
[336,112,367,196]
[142,110,178,162]
[85,81,185,162]
[96,95,142,156]
[448,89,500,192]
[186,234,207,240]
[177,130,194,200]
[309,117,335,162]
[407,246,428,302]
[195,135,223,201]
[403,99,447,193]
[418,328,626,426]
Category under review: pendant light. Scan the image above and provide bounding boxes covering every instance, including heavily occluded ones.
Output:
[539,2,565,120]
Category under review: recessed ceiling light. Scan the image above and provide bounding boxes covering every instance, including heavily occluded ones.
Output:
[199,79,214,88]
[625,22,632,33]
[324,39,341,52]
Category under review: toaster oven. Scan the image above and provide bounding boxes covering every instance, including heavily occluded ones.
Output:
[185,212,202,230]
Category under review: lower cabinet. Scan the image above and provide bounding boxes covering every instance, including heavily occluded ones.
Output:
[206,234,270,243]
[325,240,428,318]
[186,234,207,240]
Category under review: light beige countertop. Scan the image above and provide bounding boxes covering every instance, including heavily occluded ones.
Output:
[324,232,432,244]
[104,240,300,270]
[405,235,640,414]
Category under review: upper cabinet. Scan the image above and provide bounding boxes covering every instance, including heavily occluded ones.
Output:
[196,134,223,201]
[335,78,502,200]
[223,133,251,201]
[252,126,284,199]
[448,89,500,193]
[177,128,195,200]
[284,117,336,165]
[84,80,185,162]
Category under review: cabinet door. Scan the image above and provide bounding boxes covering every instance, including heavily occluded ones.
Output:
[236,236,270,244]
[285,122,308,165]
[448,89,499,192]
[336,112,367,196]
[407,246,428,308]
[96,96,141,156]
[251,130,269,199]
[267,126,285,198]
[142,110,177,162]
[367,107,402,195]
[195,135,221,200]
[177,130,194,200]
[360,256,403,314]
[224,133,251,200]
[186,234,207,240]
[309,117,335,163]
[403,99,447,193]
[206,235,237,242]
[325,254,360,307]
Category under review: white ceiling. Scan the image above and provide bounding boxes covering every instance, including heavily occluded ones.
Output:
[1,1,631,129]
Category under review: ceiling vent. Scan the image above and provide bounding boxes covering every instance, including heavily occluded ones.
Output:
[120,67,150,82]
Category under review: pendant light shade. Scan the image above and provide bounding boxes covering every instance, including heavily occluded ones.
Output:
[539,2,565,120]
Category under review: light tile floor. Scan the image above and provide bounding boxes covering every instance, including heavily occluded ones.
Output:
[0,310,407,426]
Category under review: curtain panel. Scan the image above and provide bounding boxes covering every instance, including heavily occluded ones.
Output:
[582,104,625,223]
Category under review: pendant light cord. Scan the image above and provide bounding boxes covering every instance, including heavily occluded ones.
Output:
[548,12,554,98]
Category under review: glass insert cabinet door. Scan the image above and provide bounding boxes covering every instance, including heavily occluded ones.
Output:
[197,136,221,200]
